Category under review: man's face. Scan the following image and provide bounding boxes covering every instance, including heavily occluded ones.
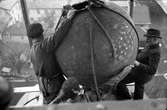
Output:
[146,37,159,46]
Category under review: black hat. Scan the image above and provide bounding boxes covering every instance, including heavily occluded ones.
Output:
[28,23,44,38]
[144,28,162,39]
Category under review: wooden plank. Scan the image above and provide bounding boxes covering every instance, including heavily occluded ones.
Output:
[129,0,134,17]
[10,99,167,110]
[20,0,32,47]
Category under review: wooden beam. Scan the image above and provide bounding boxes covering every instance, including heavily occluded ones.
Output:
[129,0,134,18]
[10,99,167,110]
[20,0,32,47]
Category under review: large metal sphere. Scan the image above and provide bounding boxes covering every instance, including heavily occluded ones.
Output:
[56,2,139,87]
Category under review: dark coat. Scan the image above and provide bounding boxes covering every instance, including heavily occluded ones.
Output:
[31,19,72,77]
[131,43,161,84]
[116,43,161,100]
[31,38,62,78]
[119,43,161,85]
[30,19,72,104]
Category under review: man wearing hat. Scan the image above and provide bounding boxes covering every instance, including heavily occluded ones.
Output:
[116,28,162,100]
[28,10,75,104]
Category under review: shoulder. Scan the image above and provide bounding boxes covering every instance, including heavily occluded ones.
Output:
[149,44,161,55]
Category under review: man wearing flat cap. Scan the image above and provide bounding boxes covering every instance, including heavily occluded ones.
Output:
[116,28,162,100]
[28,10,75,104]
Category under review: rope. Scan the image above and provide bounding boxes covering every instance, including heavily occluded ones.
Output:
[86,0,138,100]
[88,19,101,101]
[24,96,39,105]
[87,0,116,101]
[88,6,115,57]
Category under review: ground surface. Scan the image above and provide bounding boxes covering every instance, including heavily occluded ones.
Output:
[145,75,167,98]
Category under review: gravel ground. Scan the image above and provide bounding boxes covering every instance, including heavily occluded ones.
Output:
[145,75,167,98]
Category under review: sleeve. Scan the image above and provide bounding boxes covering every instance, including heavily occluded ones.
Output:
[39,36,55,52]
[53,18,72,50]
[39,18,73,52]
[137,48,149,60]
[136,52,160,75]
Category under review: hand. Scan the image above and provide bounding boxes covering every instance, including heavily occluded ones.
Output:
[67,10,76,19]
[134,60,140,66]
[62,5,73,17]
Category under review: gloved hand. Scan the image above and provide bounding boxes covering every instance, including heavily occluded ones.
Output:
[62,5,73,17]
[67,9,76,19]
[134,60,140,67]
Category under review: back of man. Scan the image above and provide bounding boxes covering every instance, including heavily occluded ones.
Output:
[29,23,65,104]
[31,38,65,104]
[28,8,76,104]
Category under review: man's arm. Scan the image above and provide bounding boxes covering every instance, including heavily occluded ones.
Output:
[40,19,73,52]
[135,52,160,75]
[53,17,73,50]
[40,10,75,52]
